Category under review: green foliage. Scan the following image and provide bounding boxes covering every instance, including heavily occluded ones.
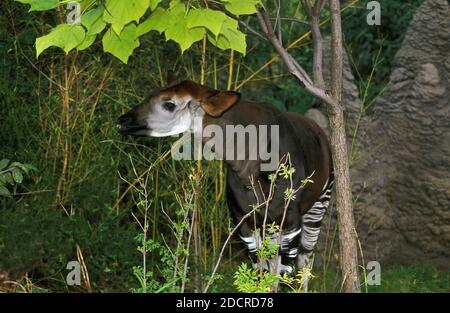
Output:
[234,263,279,293]
[312,264,450,293]
[279,269,315,293]
[0,159,36,197]
[0,202,140,291]
[257,79,314,114]
[256,237,278,260]
[102,0,150,34]
[233,262,315,293]
[16,0,59,11]
[16,0,262,62]
[80,5,106,36]
[221,0,261,16]
[160,2,206,53]
[369,265,450,293]
[102,23,140,63]
[150,0,163,11]
[279,163,296,179]
[207,16,246,55]
[132,235,180,293]
[36,24,86,57]
[186,9,228,37]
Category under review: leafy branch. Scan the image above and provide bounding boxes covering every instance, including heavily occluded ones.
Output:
[16,0,263,63]
[0,159,36,197]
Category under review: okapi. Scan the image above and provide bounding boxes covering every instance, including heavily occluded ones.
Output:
[117,74,333,289]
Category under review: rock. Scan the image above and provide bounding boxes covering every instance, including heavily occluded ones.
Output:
[414,63,446,97]
[304,108,329,136]
[350,0,449,269]
[317,0,450,270]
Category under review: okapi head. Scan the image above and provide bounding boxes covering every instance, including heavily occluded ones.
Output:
[117,73,241,137]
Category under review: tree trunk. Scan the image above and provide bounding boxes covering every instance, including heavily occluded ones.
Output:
[327,106,361,293]
[329,0,361,293]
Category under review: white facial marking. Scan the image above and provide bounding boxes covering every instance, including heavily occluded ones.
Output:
[149,111,192,137]
[145,95,199,137]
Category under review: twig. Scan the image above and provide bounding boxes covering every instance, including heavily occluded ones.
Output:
[273,0,282,43]
[302,0,326,88]
[238,20,268,41]
[203,202,267,293]
[271,17,309,26]
[12,189,53,196]
[181,199,196,293]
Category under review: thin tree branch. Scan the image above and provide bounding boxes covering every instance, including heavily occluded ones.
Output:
[203,204,261,293]
[301,0,313,15]
[317,0,327,12]
[270,17,309,26]
[330,0,343,106]
[238,20,268,41]
[273,0,282,43]
[255,5,337,106]
[302,0,326,89]
[256,6,270,35]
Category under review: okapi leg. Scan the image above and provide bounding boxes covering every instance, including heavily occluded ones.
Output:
[279,227,302,274]
[239,230,261,267]
[298,177,333,291]
[241,228,301,275]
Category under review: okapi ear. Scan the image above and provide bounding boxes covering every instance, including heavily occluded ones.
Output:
[166,70,179,86]
[200,91,241,117]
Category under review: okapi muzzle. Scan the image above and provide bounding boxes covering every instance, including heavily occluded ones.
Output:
[117,73,333,291]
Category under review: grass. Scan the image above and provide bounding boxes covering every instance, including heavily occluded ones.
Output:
[304,264,450,293]
[3,257,448,293]
[368,265,450,293]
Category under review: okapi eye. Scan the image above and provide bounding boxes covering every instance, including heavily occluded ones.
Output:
[162,101,176,112]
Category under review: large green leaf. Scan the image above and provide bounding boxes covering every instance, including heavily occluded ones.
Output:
[80,0,98,11]
[208,17,246,55]
[15,0,59,11]
[81,5,106,35]
[137,0,185,36]
[165,19,205,53]
[163,2,204,52]
[77,34,97,50]
[186,9,227,37]
[103,0,150,35]
[221,29,246,54]
[36,24,86,57]
[136,7,170,36]
[102,23,140,64]
[137,1,202,52]
[167,0,186,18]
[221,0,260,15]
[149,0,162,10]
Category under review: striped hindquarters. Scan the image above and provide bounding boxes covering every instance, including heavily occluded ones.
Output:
[300,173,334,252]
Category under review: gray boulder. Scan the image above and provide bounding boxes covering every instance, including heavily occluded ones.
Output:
[349,0,449,268]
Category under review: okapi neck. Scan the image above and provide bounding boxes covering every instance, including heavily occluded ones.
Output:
[200,102,265,181]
